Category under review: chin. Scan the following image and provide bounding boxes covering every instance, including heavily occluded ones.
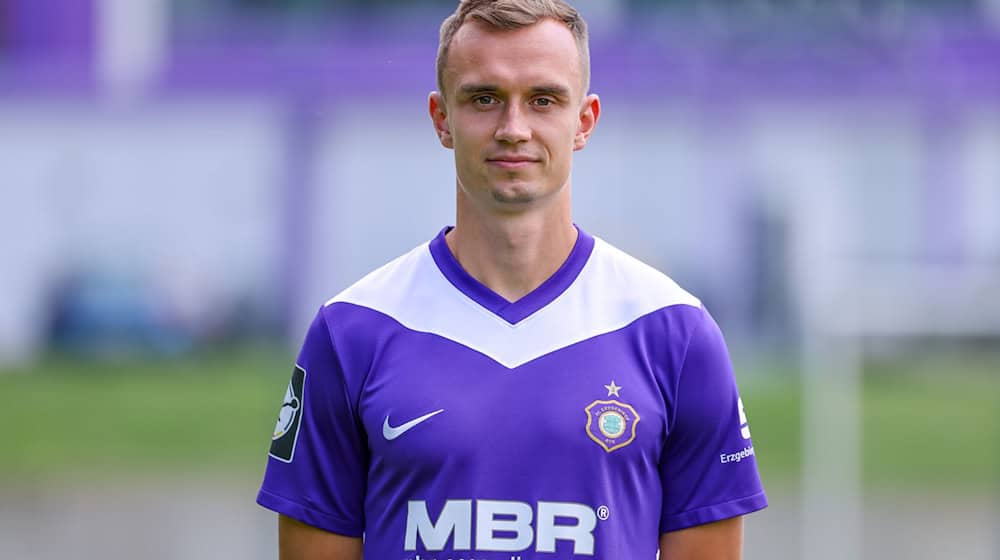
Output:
[490,188,538,204]
[488,180,549,205]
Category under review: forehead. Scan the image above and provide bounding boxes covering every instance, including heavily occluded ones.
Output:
[444,18,582,97]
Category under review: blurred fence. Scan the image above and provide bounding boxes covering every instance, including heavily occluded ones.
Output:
[3,0,999,364]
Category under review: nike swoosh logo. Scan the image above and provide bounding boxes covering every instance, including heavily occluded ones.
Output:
[383,409,445,441]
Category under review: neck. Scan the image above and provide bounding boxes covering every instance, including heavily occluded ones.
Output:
[446,191,577,302]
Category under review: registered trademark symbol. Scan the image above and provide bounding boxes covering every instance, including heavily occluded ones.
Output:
[597,505,610,520]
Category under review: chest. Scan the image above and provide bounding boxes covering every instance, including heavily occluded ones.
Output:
[357,328,673,472]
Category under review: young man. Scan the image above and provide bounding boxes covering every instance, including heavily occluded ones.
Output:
[257,1,767,558]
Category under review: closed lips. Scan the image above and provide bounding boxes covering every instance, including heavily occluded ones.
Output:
[487,155,540,167]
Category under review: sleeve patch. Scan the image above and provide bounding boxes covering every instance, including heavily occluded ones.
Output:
[269,365,307,462]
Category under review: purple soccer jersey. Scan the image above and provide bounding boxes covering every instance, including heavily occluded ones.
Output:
[257,227,767,559]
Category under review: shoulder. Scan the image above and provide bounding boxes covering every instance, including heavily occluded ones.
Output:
[311,237,459,356]
[296,241,438,389]
[579,236,713,376]
[323,240,438,313]
[584,235,702,316]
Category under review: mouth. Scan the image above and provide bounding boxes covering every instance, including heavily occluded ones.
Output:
[486,156,540,169]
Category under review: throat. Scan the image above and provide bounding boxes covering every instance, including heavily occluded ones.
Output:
[446,223,579,303]
[481,268,548,303]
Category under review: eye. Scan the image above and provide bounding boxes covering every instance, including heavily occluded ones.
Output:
[532,97,555,107]
[474,95,498,105]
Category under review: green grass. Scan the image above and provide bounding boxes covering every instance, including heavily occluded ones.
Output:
[0,348,996,492]
[0,345,291,481]
[861,360,999,492]
[738,373,802,483]
[740,357,999,493]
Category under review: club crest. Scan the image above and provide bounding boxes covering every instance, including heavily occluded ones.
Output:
[585,399,640,453]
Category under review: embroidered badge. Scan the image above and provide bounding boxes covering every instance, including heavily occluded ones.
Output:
[585,381,640,453]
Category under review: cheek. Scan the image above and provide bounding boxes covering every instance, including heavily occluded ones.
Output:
[451,138,488,180]
[544,129,576,162]
[451,125,488,155]
[549,117,582,150]
[452,137,479,164]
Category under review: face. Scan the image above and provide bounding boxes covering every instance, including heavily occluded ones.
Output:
[430,19,599,212]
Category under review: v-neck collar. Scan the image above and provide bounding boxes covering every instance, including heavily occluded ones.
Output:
[428,225,595,325]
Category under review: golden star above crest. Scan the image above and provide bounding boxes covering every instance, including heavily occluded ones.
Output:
[604,380,622,397]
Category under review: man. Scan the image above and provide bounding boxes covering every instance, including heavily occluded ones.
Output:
[257,1,767,558]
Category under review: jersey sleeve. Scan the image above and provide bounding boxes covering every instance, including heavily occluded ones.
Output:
[256,308,368,537]
[659,307,768,532]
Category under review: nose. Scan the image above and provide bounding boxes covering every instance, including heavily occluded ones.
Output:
[494,103,531,144]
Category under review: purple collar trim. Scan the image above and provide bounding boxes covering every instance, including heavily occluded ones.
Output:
[429,225,595,325]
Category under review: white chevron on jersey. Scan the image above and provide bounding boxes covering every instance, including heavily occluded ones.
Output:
[325,237,700,368]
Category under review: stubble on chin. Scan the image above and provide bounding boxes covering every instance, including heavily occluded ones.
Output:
[486,169,544,205]
[490,188,537,204]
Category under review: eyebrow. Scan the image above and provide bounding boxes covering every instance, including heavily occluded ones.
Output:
[531,84,572,98]
[457,83,572,98]
[458,84,499,96]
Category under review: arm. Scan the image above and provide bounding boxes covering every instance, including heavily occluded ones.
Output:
[258,311,368,555]
[279,514,363,560]
[657,309,766,553]
[659,516,743,560]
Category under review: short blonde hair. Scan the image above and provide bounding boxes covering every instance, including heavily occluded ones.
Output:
[436,0,591,98]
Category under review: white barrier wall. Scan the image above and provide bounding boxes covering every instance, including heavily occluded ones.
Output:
[1,96,998,365]
[0,99,286,364]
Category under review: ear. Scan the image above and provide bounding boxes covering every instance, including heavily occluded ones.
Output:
[429,92,454,149]
[573,93,601,151]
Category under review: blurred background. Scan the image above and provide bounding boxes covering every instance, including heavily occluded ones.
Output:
[1,0,998,558]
